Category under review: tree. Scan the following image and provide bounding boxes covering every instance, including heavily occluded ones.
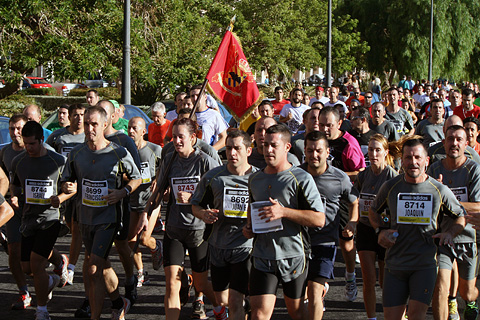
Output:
[340,0,480,82]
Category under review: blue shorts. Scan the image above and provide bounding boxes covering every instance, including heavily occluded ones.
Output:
[307,245,337,282]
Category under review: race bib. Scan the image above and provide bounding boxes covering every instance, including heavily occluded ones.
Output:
[223,188,249,218]
[25,179,54,205]
[397,193,433,225]
[450,187,468,202]
[359,193,375,217]
[61,146,73,157]
[82,179,108,207]
[171,176,200,205]
[140,162,151,184]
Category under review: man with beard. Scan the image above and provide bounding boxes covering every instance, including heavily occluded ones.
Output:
[279,88,310,134]
[369,139,465,320]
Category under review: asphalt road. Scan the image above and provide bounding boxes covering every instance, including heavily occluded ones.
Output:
[0,227,461,320]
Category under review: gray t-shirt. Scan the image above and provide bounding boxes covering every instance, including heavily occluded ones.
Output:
[61,142,141,226]
[354,165,398,226]
[248,147,300,169]
[385,108,414,136]
[369,120,400,142]
[0,143,24,174]
[161,138,222,165]
[291,133,305,163]
[428,142,480,164]
[47,127,86,158]
[45,127,68,147]
[370,174,464,270]
[415,119,444,148]
[11,150,66,235]
[300,163,359,246]
[131,141,162,211]
[191,164,258,249]
[159,148,219,231]
[427,158,480,243]
[249,166,324,260]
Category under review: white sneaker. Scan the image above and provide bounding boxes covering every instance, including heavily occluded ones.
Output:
[53,254,69,287]
[67,269,74,285]
[345,279,357,302]
[323,282,329,311]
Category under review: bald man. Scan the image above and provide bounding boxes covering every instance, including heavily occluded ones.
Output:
[248,117,300,169]
[428,115,480,164]
[23,105,52,139]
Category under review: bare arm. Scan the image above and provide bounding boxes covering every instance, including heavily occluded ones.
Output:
[433,216,466,246]
[368,207,382,230]
[0,167,8,196]
[0,201,14,228]
[212,130,227,150]
[343,199,359,236]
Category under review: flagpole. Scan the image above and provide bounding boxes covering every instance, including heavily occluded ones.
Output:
[132,16,237,254]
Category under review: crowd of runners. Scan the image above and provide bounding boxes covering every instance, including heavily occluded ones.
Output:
[1,78,480,320]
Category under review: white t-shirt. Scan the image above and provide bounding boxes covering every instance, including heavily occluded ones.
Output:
[280,103,310,133]
[309,96,330,106]
[195,108,229,145]
[166,110,178,121]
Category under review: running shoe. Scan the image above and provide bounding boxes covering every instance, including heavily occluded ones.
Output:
[448,299,460,320]
[54,254,69,287]
[464,301,479,320]
[125,275,138,306]
[213,306,228,320]
[151,239,163,270]
[35,309,51,320]
[137,270,150,288]
[67,269,74,285]
[111,297,131,320]
[344,279,357,302]
[191,299,206,319]
[323,282,330,311]
[47,274,61,302]
[74,299,91,318]
[11,292,32,310]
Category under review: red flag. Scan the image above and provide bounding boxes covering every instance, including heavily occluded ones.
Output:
[206,31,262,123]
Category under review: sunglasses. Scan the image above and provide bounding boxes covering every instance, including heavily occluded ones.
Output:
[365,95,372,98]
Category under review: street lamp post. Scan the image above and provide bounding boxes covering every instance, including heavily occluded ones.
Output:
[428,0,433,84]
[122,0,131,105]
[326,0,332,87]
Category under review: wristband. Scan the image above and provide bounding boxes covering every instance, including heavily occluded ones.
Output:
[124,187,131,196]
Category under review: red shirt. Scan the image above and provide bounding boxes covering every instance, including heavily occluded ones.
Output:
[271,99,289,115]
[346,95,364,106]
[148,120,171,147]
[453,104,480,120]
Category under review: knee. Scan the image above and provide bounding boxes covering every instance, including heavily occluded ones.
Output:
[287,307,304,320]
[87,262,103,280]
